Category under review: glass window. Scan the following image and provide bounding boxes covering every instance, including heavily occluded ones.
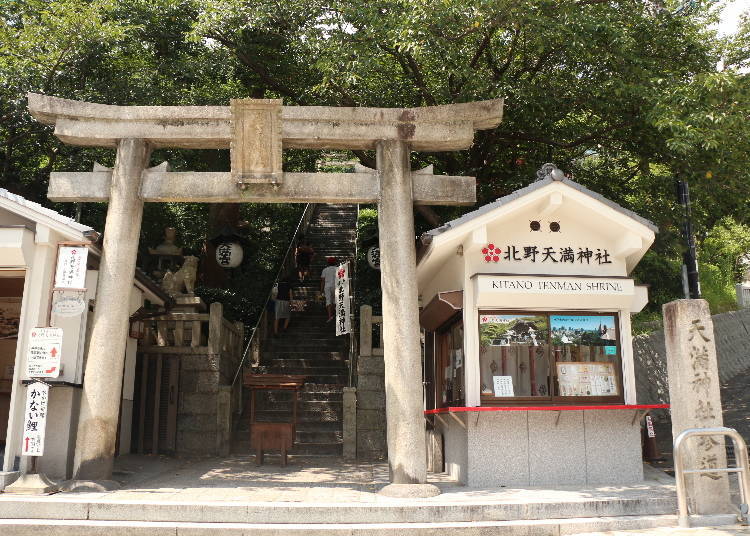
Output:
[479,311,623,404]
[479,314,550,398]
[549,314,620,397]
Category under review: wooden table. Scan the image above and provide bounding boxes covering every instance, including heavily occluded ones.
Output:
[243,374,306,466]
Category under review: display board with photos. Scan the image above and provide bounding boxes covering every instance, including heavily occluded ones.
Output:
[478,311,622,404]
[556,362,617,396]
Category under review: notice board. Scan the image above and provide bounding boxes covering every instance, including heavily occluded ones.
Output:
[556,362,617,396]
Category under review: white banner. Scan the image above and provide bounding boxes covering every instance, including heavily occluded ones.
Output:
[26,327,62,378]
[22,382,49,456]
[54,246,88,289]
[335,262,351,336]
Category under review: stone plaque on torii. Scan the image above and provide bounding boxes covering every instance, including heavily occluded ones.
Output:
[27,93,503,495]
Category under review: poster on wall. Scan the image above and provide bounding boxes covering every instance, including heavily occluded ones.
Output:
[0,298,21,339]
[479,314,548,347]
[556,362,617,396]
[550,315,617,346]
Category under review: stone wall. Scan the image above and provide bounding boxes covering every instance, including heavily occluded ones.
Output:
[634,307,750,407]
[177,353,232,456]
[355,353,387,459]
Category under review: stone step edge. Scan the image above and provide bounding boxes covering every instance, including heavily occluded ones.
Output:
[0,496,684,524]
[0,514,738,535]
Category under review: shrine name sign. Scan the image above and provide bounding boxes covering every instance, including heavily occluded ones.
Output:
[477,275,634,296]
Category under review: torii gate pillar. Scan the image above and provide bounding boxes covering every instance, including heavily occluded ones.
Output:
[74,139,151,482]
[376,140,438,496]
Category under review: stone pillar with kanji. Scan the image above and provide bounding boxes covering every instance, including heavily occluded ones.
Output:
[663,299,731,514]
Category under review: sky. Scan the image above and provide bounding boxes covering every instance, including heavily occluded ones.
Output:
[717,0,747,36]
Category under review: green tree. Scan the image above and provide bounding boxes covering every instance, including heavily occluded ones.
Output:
[2,0,749,322]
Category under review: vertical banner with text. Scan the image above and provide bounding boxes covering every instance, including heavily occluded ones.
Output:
[22,382,49,456]
[335,262,351,336]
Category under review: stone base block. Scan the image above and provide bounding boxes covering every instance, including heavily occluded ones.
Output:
[378,483,441,498]
[0,471,20,491]
[438,409,644,487]
[60,479,122,492]
[2,473,59,495]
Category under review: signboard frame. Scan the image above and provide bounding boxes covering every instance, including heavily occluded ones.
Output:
[53,243,89,291]
[26,327,63,379]
[22,381,49,456]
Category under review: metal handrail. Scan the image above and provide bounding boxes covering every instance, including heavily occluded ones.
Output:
[674,426,750,527]
[230,203,316,388]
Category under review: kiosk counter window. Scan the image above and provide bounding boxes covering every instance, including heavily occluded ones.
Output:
[478,311,623,404]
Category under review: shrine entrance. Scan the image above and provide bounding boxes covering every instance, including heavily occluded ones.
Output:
[0,273,25,465]
[26,94,503,496]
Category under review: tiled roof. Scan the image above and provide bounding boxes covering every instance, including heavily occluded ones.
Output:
[423,176,659,238]
[0,188,93,234]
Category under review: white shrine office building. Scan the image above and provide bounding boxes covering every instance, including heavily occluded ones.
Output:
[0,189,167,485]
[417,170,664,486]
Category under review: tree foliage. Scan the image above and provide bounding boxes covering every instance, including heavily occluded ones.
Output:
[1,0,749,322]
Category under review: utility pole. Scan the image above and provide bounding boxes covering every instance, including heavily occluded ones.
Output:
[675,180,701,299]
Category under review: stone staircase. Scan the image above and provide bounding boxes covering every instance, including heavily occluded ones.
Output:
[0,488,738,535]
[233,204,357,457]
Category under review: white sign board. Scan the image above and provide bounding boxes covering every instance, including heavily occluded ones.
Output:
[22,382,49,456]
[51,295,87,317]
[478,275,634,296]
[335,263,351,336]
[54,246,88,289]
[645,415,656,438]
[26,327,62,378]
[492,375,514,397]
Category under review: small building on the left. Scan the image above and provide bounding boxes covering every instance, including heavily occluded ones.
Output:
[0,188,168,488]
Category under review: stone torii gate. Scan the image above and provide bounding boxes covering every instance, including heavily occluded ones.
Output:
[27,93,503,495]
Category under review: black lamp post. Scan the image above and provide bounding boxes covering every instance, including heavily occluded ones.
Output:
[675,180,701,299]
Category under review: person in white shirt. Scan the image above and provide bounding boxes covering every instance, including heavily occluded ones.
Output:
[320,257,339,322]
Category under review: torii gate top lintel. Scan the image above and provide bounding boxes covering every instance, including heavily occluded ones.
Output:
[27,93,504,206]
[27,92,503,151]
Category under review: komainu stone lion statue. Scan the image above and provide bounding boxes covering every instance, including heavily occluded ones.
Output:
[162,255,198,296]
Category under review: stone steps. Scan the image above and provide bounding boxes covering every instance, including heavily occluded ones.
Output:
[250,409,343,423]
[237,419,343,430]
[0,495,736,534]
[233,430,343,451]
[249,399,343,413]
[262,359,349,368]
[0,515,740,536]
[233,203,356,456]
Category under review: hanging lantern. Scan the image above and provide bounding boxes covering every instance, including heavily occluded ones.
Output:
[215,241,243,268]
[367,246,380,270]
